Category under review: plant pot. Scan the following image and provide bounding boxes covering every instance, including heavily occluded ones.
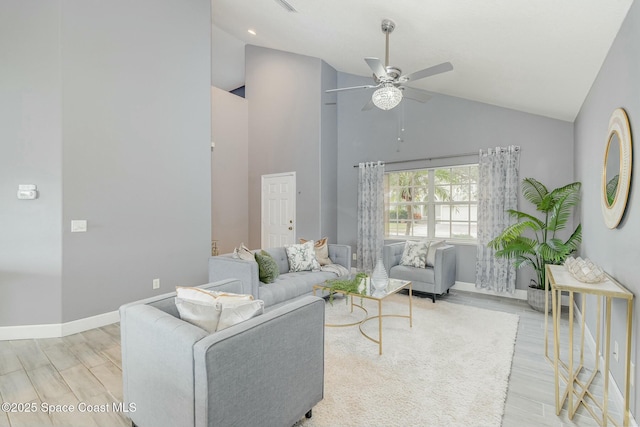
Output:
[527,286,551,313]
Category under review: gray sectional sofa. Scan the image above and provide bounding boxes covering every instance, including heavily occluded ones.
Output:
[208,244,352,307]
[383,241,457,302]
[120,278,325,427]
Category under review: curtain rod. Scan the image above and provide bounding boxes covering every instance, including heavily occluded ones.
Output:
[352,151,478,168]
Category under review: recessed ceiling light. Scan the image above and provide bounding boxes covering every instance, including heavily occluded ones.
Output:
[248,29,257,36]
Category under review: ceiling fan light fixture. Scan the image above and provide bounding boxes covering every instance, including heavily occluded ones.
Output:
[372,84,403,110]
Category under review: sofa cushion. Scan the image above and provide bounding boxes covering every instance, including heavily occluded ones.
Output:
[259,271,338,307]
[390,265,435,285]
[285,241,321,272]
[399,240,430,268]
[255,250,280,284]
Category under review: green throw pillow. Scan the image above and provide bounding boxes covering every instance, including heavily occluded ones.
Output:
[255,250,280,284]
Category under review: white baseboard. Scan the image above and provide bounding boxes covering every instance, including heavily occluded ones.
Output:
[452,281,528,300]
[452,281,572,306]
[0,311,120,341]
[573,301,638,426]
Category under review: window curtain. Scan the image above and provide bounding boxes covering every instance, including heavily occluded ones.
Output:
[475,146,520,293]
[357,161,385,272]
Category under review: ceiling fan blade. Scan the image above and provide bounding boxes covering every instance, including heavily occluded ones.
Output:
[361,99,375,111]
[364,57,388,80]
[325,84,377,93]
[400,86,432,103]
[400,62,453,83]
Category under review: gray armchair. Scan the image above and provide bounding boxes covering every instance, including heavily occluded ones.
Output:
[120,278,324,427]
[383,242,457,303]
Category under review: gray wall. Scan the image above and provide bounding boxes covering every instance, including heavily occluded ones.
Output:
[574,0,640,412]
[321,61,339,244]
[245,45,338,248]
[212,87,249,254]
[336,72,575,290]
[0,1,63,325]
[1,0,211,326]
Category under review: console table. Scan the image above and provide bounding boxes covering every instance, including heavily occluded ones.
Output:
[544,264,633,426]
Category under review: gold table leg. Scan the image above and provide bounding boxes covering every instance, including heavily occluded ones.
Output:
[624,299,633,426]
[553,285,561,415]
[568,291,575,418]
[545,274,550,361]
[378,299,383,355]
[603,297,612,427]
[409,283,413,327]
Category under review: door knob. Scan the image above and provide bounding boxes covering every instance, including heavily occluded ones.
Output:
[288,226,293,230]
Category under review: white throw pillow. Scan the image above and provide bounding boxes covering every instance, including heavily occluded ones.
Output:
[176,286,219,303]
[175,287,258,333]
[232,243,255,261]
[299,237,333,265]
[285,240,321,272]
[426,240,446,268]
[217,300,264,331]
[399,240,430,268]
[175,297,222,333]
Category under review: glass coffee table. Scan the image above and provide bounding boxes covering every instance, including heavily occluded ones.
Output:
[313,278,412,355]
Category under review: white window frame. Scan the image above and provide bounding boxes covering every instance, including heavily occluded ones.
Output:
[385,164,478,243]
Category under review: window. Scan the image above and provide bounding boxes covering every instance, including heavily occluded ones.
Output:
[385,164,478,240]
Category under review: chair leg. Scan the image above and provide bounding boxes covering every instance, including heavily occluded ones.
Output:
[431,294,436,303]
[305,409,313,419]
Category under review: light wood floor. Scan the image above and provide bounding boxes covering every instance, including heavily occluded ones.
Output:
[0,290,622,427]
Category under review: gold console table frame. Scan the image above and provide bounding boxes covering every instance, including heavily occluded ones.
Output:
[544,264,633,426]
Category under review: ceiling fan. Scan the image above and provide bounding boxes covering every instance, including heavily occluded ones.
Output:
[326,19,453,111]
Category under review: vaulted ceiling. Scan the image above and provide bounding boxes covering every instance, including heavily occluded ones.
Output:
[211,0,633,121]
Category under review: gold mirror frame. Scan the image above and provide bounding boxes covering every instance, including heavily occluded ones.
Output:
[601,108,632,228]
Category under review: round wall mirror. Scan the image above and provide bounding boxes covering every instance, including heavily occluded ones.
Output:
[601,108,632,228]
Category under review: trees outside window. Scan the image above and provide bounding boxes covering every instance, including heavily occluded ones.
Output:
[385,165,478,240]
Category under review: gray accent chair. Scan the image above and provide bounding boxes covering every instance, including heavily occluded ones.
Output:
[383,242,457,303]
[120,278,324,427]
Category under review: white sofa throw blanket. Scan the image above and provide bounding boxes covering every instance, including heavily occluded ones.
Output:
[321,263,350,277]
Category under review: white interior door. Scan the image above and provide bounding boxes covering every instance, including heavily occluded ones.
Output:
[261,172,296,248]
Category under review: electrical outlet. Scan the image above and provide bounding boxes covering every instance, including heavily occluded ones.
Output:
[614,341,619,362]
[153,278,160,290]
[352,253,357,261]
[632,362,635,387]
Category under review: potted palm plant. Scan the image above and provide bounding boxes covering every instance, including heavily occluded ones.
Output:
[488,178,582,312]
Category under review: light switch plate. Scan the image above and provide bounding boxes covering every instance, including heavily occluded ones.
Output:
[71,220,87,232]
[17,190,38,200]
[17,184,38,200]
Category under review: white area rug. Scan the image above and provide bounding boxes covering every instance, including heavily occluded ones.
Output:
[296,294,519,427]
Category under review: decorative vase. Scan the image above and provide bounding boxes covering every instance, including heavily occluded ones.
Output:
[371,258,389,294]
